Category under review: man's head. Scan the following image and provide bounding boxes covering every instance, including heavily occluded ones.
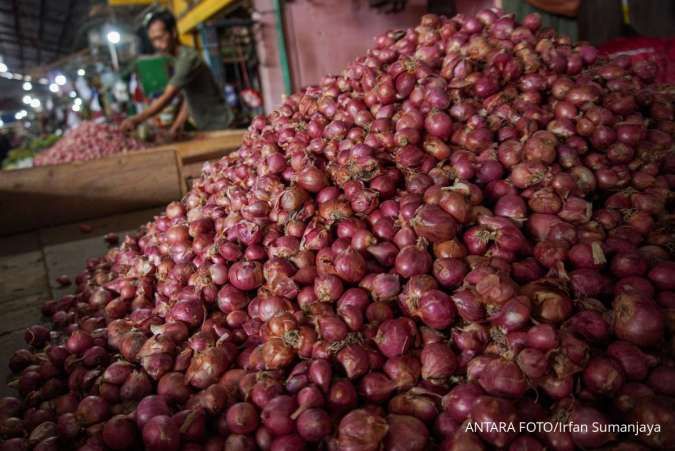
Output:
[145,9,177,55]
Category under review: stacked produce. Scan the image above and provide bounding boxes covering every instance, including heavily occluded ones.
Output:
[4,8,675,451]
[2,135,61,170]
[34,122,145,167]
[1,148,36,170]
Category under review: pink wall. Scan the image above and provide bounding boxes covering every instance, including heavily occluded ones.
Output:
[253,0,494,112]
[252,0,427,112]
[252,0,287,113]
[282,0,429,90]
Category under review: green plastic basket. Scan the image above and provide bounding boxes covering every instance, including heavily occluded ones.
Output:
[135,55,170,97]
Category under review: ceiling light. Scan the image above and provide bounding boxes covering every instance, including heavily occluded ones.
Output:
[22,81,32,91]
[69,91,77,98]
[0,63,7,72]
[30,98,41,108]
[72,104,81,112]
[22,95,32,104]
[107,30,121,44]
[77,68,86,76]
[49,83,59,93]
[55,74,67,86]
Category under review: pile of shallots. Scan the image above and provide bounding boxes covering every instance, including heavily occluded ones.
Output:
[34,122,145,167]
[3,7,674,451]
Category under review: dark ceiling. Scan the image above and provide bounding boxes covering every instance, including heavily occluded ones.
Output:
[0,0,149,113]
[0,0,101,72]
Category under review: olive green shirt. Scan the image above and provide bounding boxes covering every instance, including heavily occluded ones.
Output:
[168,46,229,131]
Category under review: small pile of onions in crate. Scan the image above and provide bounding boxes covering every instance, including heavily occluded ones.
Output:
[33,121,145,167]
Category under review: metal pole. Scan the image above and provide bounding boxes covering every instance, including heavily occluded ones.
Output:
[108,41,119,71]
[198,24,225,88]
[272,0,292,95]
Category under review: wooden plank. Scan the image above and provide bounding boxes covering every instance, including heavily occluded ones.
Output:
[0,232,51,392]
[0,232,50,304]
[174,143,189,195]
[0,230,42,258]
[0,148,181,236]
[191,129,248,142]
[0,294,47,335]
[176,129,245,162]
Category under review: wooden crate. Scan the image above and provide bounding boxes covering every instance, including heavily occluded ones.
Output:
[0,129,246,236]
[0,147,181,236]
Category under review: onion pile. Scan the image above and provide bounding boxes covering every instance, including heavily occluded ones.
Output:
[4,8,675,451]
[34,121,145,167]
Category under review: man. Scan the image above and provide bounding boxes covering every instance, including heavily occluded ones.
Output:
[121,9,229,134]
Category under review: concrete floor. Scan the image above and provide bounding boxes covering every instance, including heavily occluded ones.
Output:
[0,208,160,397]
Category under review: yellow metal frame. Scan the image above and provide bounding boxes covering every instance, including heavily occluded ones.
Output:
[171,0,190,17]
[171,0,195,46]
[108,0,232,47]
[175,0,235,35]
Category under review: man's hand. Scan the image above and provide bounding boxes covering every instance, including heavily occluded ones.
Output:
[120,116,139,133]
[168,125,183,141]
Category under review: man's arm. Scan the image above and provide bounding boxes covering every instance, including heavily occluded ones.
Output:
[121,84,180,131]
[527,0,581,17]
[169,97,189,137]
